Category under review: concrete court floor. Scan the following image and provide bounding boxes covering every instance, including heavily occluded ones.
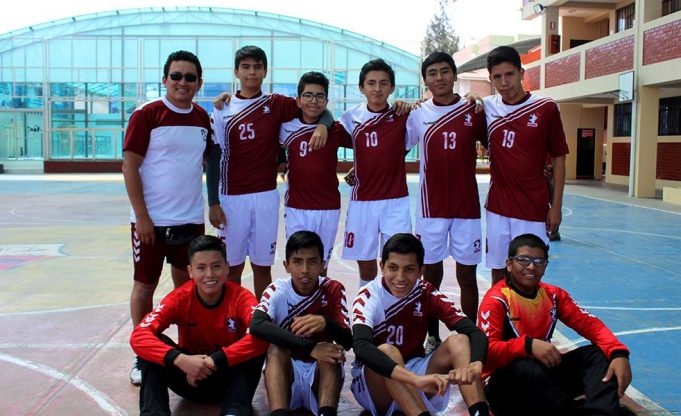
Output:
[0,173,678,415]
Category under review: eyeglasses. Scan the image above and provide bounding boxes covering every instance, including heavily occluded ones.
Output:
[168,72,198,82]
[509,255,549,267]
[300,92,328,103]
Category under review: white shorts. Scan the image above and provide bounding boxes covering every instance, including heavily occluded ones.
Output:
[289,359,345,414]
[416,217,482,265]
[284,207,340,264]
[350,353,451,416]
[218,189,279,266]
[342,197,412,261]
[485,210,549,269]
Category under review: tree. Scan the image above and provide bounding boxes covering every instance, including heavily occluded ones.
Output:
[421,0,460,57]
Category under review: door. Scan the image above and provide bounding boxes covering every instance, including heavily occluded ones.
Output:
[577,128,595,179]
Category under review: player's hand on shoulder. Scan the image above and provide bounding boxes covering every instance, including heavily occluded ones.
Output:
[344,168,356,186]
[531,339,562,368]
[309,125,329,150]
[135,214,156,245]
[391,100,411,116]
[415,373,449,396]
[310,341,345,364]
[212,92,231,110]
[603,356,632,398]
[209,204,226,230]
[464,92,484,114]
[291,314,326,337]
[411,97,427,109]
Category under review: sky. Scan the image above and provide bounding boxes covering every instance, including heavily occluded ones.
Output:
[0,0,541,55]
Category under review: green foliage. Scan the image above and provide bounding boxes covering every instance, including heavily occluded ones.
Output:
[421,0,460,57]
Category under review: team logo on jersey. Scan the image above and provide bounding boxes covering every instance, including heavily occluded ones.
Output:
[226,318,237,332]
[413,301,423,316]
[321,294,328,307]
[386,115,394,122]
[263,106,271,114]
[473,239,481,254]
[464,113,473,127]
[270,242,277,255]
[422,120,436,126]
[200,128,207,142]
[527,113,539,128]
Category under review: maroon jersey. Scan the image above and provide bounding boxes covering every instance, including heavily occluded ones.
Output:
[406,97,487,218]
[483,93,569,222]
[130,280,268,367]
[339,103,410,201]
[211,92,298,195]
[256,276,350,361]
[279,120,352,210]
[352,278,467,360]
[478,279,629,379]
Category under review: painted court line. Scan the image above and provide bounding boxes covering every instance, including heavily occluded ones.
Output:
[567,192,681,216]
[562,226,681,241]
[0,352,127,416]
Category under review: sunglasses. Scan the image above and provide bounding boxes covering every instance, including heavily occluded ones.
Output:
[168,72,198,82]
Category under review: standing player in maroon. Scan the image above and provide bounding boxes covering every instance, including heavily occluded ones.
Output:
[339,59,412,287]
[251,231,352,416]
[123,50,219,385]
[208,46,333,298]
[351,233,489,416]
[482,46,569,284]
[130,235,268,416]
[279,72,352,274]
[407,52,487,351]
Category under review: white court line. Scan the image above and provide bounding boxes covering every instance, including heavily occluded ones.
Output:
[0,342,130,349]
[580,306,681,311]
[0,302,129,317]
[562,226,681,241]
[0,352,128,416]
[567,192,681,216]
[331,242,358,272]
[557,326,681,350]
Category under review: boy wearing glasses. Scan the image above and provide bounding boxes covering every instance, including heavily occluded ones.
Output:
[478,233,632,415]
[123,50,219,385]
[209,46,334,299]
[279,72,352,274]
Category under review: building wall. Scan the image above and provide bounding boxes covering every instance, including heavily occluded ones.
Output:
[561,16,609,51]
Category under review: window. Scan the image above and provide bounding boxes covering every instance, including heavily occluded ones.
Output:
[659,96,681,136]
[662,0,681,16]
[616,3,635,32]
[614,103,632,136]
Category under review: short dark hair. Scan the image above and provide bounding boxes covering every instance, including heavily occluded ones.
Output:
[421,51,457,80]
[234,45,268,70]
[381,233,425,268]
[487,45,522,72]
[285,231,324,261]
[508,233,549,260]
[163,50,202,80]
[188,235,226,262]
[359,59,395,87]
[297,71,329,96]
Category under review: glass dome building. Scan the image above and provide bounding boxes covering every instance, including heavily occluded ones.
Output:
[0,7,422,172]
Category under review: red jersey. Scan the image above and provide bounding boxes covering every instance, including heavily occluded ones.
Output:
[352,277,467,360]
[279,120,352,210]
[211,92,298,195]
[406,97,487,219]
[478,279,629,379]
[123,97,211,226]
[130,280,268,367]
[483,93,569,222]
[339,103,410,201]
[256,276,350,361]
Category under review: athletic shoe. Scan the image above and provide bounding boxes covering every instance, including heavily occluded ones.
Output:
[130,358,142,386]
[424,336,441,356]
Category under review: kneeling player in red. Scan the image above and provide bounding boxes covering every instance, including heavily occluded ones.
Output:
[250,231,352,416]
[130,235,268,416]
[351,233,489,416]
[478,233,632,415]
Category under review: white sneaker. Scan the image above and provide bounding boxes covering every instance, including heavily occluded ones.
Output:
[130,359,142,386]
[424,336,441,356]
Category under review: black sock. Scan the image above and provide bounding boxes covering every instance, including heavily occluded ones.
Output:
[270,409,289,416]
[468,401,490,416]
[318,407,337,416]
[427,318,441,340]
[417,412,431,416]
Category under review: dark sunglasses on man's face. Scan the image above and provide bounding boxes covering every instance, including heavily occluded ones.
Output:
[168,72,198,82]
